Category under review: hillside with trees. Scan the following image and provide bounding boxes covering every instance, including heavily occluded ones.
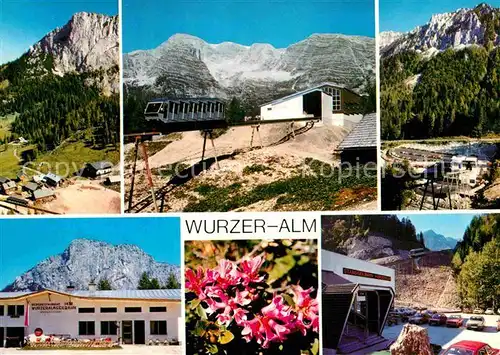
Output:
[452,214,500,309]
[381,46,500,139]
[381,3,500,140]
[0,55,119,151]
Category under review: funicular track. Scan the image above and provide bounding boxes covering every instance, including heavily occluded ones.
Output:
[125,119,317,213]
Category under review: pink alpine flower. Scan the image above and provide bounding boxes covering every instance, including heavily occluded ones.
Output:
[291,285,319,334]
[186,254,319,351]
[214,259,241,289]
[185,267,206,299]
[240,256,265,285]
[241,296,294,348]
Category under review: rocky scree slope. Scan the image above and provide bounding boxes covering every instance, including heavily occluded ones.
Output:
[124,33,375,100]
[3,239,180,291]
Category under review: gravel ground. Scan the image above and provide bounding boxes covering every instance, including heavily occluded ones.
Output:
[383,313,500,350]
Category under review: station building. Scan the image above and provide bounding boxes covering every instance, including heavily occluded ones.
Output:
[0,288,182,347]
[259,82,364,127]
[322,250,395,354]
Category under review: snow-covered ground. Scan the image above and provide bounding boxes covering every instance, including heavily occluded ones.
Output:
[383,313,500,350]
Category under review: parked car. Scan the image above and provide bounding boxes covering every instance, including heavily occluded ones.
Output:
[466,316,485,331]
[497,318,500,332]
[442,341,499,355]
[401,307,416,316]
[409,313,428,325]
[473,308,484,314]
[485,308,495,315]
[446,315,464,328]
[424,310,436,317]
[429,313,448,326]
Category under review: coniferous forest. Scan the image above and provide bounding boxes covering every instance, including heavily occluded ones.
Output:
[452,214,499,309]
[381,46,500,140]
[0,53,119,151]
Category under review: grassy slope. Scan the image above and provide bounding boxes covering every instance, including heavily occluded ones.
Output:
[0,141,119,178]
[33,141,119,176]
[0,144,36,178]
[182,159,377,212]
[0,114,16,140]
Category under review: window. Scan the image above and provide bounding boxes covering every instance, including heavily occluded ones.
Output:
[145,103,162,114]
[124,307,141,313]
[101,321,118,335]
[100,307,117,313]
[267,107,272,111]
[7,305,24,316]
[149,306,167,313]
[0,305,4,316]
[79,321,95,336]
[78,308,95,313]
[322,86,341,111]
[150,321,167,335]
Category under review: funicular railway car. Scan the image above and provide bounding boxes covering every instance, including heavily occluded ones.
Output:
[144,98,226,123]
[409,248,426,258]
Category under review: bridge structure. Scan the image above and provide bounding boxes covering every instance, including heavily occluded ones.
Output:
[125,98,322,213]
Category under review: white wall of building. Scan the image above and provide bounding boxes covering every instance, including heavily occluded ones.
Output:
[322,249,396,291]
[260,92,362,130]
[321,94,333,124]
[260,95,304,120]
[0,292,181,343]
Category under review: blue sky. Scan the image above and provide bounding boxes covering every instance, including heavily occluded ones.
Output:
[381,0,500,33]
[397,214,478,241]
[0,217,180,288]
[0,1,118,64]
[123,0,375,53]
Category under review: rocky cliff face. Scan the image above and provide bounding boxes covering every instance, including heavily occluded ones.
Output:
[338,234,397,260]
[381,3,500,57]
[3,239,180,291]
[124,33,375,99]
[379,31,404,51]
[26,12,119,93]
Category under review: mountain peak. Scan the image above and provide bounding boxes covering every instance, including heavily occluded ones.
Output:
[3,240,180,292]
[26,11,119,83]
[422,230,458,251]
[123,32,375,97]
[382,4,500,57]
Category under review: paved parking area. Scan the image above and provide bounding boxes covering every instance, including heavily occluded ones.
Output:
[383,313,499,350]
[0,345,182,354]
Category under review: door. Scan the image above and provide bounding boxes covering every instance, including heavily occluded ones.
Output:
[5,327,24,348]
[122,321,133,344]
[0,327,4,348]
[134,321,145,345]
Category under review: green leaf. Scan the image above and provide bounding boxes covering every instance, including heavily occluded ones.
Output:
[207,344,219,354]
[268,254,296,283]
[218,330,234,345]
[189,299,201,310]
[193,320,207,337]
[195,304,207,320]
[311,338,319,355]
[297,255,310,266]
[282,293,295,307]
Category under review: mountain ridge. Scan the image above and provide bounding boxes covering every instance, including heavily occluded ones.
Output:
[422,229,458,251]
[381,3,500,57]
[123,32,375,100]
[3,239,180,292]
